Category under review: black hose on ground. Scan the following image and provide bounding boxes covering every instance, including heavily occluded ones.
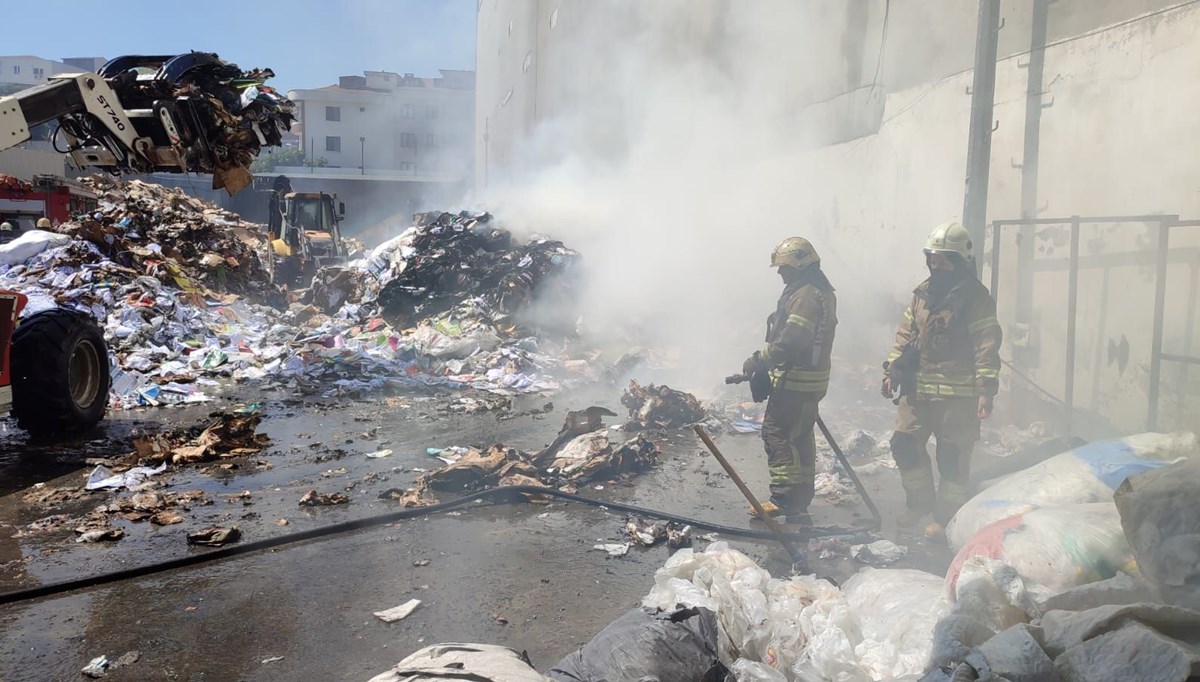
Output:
[0,485,868,606]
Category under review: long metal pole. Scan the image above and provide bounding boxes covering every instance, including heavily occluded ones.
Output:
[1148,218,1171,429]
[962,0,1002,276]
[1013,0,1050,423]
[693,426,803,561]
[1065,217,1080,434]
[815,415,881,528]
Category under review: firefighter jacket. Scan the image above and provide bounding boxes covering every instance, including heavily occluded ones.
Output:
[759,270,838,395]
[887,274,1002,398]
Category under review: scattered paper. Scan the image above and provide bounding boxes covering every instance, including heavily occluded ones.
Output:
[374,598,422,623]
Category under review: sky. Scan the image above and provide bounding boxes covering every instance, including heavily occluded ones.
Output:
[2,0,476,93]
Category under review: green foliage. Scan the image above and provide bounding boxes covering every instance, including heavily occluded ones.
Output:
[250,146,327,173]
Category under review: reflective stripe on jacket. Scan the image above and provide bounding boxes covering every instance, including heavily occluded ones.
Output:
[761,273,838,395]
[887,275,1001,398]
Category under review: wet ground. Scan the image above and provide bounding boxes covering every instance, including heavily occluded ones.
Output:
[0,380,959,681]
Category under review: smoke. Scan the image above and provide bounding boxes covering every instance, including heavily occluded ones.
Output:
[480,1,919,391]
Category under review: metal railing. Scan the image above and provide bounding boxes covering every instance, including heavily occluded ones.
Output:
[988,214,1200,432]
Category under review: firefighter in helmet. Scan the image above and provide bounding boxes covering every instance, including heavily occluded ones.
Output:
[36,217,51,229]
[0,221,14,245]
[742,237,838,525]
[882,222,1002,533]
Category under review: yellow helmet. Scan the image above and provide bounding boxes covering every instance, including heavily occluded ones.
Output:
[924,221,972,260]
[36,217,51,229]
[770,237,820,269]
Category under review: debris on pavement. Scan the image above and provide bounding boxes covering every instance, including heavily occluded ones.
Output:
[299,490,350,506]
[366,449,394,459]
[186,526,241,547]
[624,517,692,549]
[261,656,284,664]
[850,539,908,566]
[620,380,707,430]
[75,528,125,544]
[592,543,631,558]
[368,643,548,682]
[374,599,422,623]
[386,420,660,507]
[84,462,168,491]
[81,655,110,678]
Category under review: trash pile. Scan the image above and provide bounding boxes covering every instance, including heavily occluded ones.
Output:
[925,439,1200,682]
[385,407,659,507]
[371,211,580,331]
[372,544,951,682]
[620,380,707,430]
[0,181,604,408]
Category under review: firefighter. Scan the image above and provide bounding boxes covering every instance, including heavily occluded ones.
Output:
[882,222,1002,533]
[0,221,14,244]
[742,237,837,525]
[36,217,51,229]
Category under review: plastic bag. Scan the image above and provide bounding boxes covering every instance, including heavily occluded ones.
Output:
[841,569,950,680]
[369,643,549,682]
[0,230,70,266]
[947,432,1196,548]
[946,503,1136,598]
[547,606,725,682]
[642,543,945,682]
[411,323,500,359]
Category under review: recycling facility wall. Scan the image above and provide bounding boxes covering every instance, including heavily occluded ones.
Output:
[475,0,1200,435]
[766,3,1200,435]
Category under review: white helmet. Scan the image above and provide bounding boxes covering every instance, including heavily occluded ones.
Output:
[924,221,972,260]
[0,222,12,232]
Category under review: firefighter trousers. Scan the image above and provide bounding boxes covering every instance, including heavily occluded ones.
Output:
[762,388,820,513]
[889,395,980,525]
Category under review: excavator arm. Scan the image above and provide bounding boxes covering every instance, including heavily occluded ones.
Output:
[0,52,293,194]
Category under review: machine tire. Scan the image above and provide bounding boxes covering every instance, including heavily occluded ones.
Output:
[10,308,110,435]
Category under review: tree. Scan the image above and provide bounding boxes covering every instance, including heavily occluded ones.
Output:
[250,146,327,173]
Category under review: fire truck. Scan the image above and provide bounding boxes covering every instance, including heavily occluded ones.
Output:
[0,174,99,231]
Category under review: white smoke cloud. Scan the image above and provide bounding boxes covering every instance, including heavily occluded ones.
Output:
[481,1,919,390]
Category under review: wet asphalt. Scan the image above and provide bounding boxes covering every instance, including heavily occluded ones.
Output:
[0,379,953,681]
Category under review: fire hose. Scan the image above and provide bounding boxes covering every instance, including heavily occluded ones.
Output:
[724,373,882,530]
[0,482,871,606]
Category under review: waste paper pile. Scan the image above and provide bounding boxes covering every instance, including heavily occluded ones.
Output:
[0,181,600,408]
[620,380,708,430]
[384,406,658,507]
[372,431,1200,682]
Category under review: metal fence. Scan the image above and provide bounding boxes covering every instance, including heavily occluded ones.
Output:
[988,214,1200,432]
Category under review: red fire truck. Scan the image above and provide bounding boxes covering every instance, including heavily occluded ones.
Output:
[0,174,99,231]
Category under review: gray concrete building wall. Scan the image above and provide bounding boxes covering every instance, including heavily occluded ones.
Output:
[474,0,1200,434]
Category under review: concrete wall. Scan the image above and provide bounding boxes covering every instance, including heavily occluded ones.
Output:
[744,4,1200,434]
[474,0,1200,434]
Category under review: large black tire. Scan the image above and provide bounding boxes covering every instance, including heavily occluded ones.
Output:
[10,309,110,435]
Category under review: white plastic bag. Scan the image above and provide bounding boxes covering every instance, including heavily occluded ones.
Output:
[947,432,1196,548]
[643,543,946,682]
[841,569,949,680]
[0,230,70,266]
[946,503,1135,598]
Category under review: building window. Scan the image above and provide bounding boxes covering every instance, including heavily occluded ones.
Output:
[400,104,414,119]
[426,104,439,119]
[400,162,414,172]
[325,106,341,121]
[325,136,341,152]
[359,106,366,112]
[425,134,437,148]
[12,65,19,75]
[400,133,417,148]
